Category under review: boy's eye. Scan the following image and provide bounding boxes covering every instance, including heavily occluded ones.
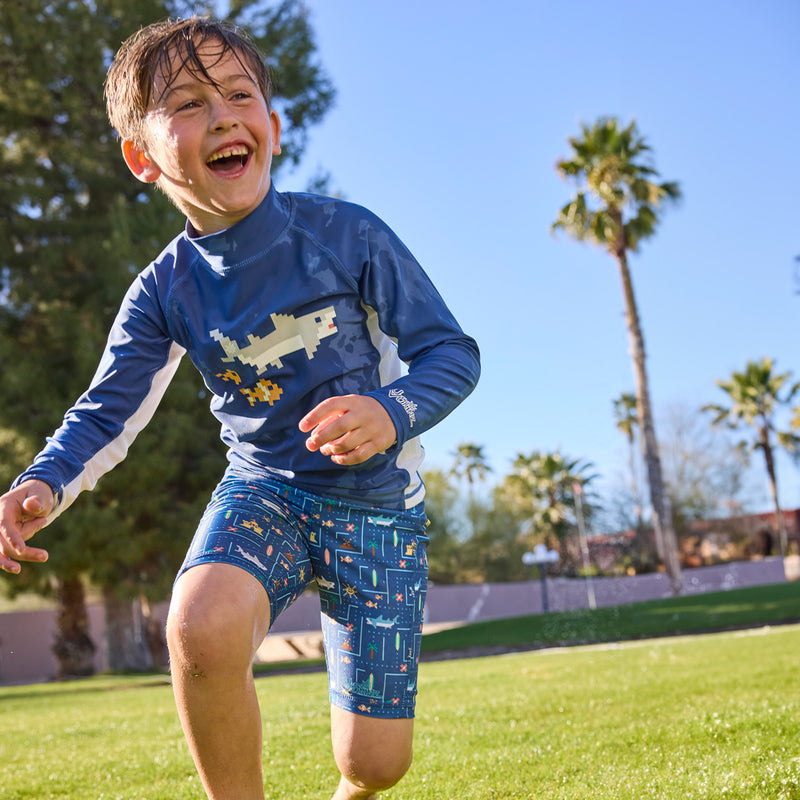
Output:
[231,91,251,101]
[178,100,200,111]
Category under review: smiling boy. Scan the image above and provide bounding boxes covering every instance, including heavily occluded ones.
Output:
[0,17,480,800]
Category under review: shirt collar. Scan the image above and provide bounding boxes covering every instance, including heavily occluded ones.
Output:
[184,183,292,271]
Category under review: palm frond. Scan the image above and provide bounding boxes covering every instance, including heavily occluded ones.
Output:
[553,116,680,252]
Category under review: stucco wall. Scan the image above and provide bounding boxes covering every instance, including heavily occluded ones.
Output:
[0,557,789,686]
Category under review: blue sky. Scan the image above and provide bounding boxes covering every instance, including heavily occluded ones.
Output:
[277,1,799,515]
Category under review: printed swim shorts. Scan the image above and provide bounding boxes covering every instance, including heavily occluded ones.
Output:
[176,466,429,719]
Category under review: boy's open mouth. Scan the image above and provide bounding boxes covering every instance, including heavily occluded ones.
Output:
[207,145,250,173]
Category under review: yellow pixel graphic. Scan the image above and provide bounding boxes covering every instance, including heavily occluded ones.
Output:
[241,519,264,536]
[240,378,283,407]
[216,369,242,385]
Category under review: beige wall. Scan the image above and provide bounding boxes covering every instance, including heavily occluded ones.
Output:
[0,557,789,686]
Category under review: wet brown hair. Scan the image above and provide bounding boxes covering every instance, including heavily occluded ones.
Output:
[105,17,272,146]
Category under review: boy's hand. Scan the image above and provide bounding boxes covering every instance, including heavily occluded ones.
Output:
[0,480,53,574]
[299,395,397,466]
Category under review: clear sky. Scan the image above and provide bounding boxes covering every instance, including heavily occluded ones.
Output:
[278,0,800,515]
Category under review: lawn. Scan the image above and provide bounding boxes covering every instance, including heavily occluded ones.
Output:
[0,624,798,799]
[420,580,800,655]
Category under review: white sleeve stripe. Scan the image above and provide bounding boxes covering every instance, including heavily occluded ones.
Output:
[46,342,186,523]
[361,301,425,506]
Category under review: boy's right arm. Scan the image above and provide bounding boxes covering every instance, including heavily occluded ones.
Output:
[12,267,184,524]
[0,480,54,574]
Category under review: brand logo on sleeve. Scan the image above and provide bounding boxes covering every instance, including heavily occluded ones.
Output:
[388,388,417,427]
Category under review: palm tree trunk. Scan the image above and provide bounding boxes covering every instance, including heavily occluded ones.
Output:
[614,248,683,594]
[761,434,788,556]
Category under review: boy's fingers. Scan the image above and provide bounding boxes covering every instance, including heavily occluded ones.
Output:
[299,399,349,451]
[0,555,21,574]
[317,418,361,451]
[327,443,379,466]
[0,533,47,572]
[0,515,50,561]
[21,484,54,518]
[298,397,346,433]
[21,544,49,563]
[0,544,49,573]
[300,395,396,460]
[0,480,53,572]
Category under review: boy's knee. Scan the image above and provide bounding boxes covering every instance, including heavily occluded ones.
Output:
[336,747,412,794]
[166,597,241,675]
[331,710,414,792]
[166,566,269,676]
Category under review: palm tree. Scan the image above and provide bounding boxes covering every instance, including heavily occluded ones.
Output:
[451,442,492,488]
[450,442,492,536]
[552,117,683,594]
[503,449,597,553]
[613,391,645,533]
[704,358,800,556]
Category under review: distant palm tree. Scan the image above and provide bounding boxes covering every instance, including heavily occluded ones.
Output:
[450,442,492,536]
[504,450,597,551]
[613,391,645,533]
[552,116,683,594]
[451,442,491,483]
[704,358,800,556]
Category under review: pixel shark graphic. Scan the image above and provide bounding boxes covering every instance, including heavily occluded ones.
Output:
[316,576,335,590]
[234,544,267,571]
[365,615,399,629]
[210,306,337,373]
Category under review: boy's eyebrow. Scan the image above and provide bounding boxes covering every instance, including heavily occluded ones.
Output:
[159,72,257,102]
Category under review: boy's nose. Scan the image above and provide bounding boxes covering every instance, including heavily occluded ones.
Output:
[209,98,238,131]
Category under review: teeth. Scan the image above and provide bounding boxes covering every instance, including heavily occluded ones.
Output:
[207,146,248,163]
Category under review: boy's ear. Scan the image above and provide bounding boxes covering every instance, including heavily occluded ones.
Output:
[270,109,282,156]
[121,140,162,183]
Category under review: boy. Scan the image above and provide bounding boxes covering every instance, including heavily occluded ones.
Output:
[0,16,479,800]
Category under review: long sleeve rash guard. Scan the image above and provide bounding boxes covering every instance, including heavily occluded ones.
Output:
[14,185,480,520]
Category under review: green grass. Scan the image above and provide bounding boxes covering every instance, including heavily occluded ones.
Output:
[421,581,800,654]
[1,627,799,798]
[408,627,800,800]
[1,583,798,799]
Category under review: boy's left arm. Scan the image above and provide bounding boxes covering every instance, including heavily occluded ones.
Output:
[300,214,481,464]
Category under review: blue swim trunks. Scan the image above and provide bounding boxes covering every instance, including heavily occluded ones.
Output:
[177,466,429,719]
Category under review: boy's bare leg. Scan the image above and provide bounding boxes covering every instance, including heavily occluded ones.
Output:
[330,707,414,799]
[167,563,271,800]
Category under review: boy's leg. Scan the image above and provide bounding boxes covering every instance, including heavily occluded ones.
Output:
[330,708,414,800]
[167,563,271,800]
[291,490,428,800]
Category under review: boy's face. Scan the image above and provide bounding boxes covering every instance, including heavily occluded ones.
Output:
[122,41,281,235]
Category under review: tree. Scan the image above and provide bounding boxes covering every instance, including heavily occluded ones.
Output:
[552,116,683,594]
[451,442,493,490]
[423,466,529,585]
[501,450,597,572]
[703,358,800,556]
[659,403,755,524]
[419,468,464,584]
[612,391,645,532]
[0,0,335,674]
[450,442,492,538]
[464,487,532,584]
